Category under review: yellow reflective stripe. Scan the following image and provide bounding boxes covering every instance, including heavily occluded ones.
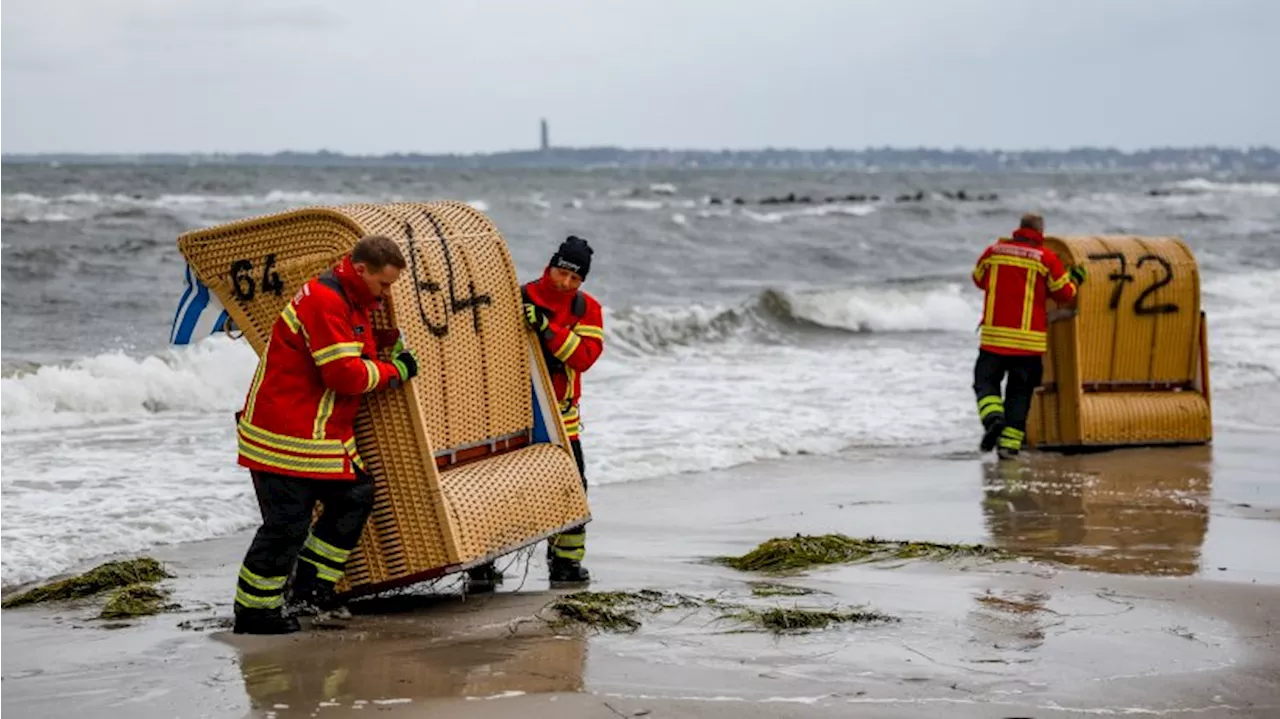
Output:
[980,331,1046,352]
[564,367,578,401]
[553,332,581,362]
[299,556,344,582]
[238,419,345,456]
[999,426,1026,449]
[361,360,380,392]
[551,533,585,549]
[988,256,1045,274]
[982,326,1047,340]
[973,260,988,284]
[978,398,1005,419]
[239,566,287,591]
[1048,272,1072,292]
[242,358,268,423]
[281,304,304,336]
[236,588,284,609]
[1021,269,1036,331]
[304,534,351,564]
[238,437,348,474]
[313,389,336,440]
[984,266,999,326]
[312,342,363,367]
[574,324,604,340]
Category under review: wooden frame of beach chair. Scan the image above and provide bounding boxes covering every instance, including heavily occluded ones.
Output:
[177,202,590,597]
[1027,236,1213,449]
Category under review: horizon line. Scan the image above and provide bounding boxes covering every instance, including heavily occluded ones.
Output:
[4,144,1278,157]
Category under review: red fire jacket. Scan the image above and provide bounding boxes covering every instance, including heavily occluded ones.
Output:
[524,269,605,439]
[972,228,1078,356]
[237,255,402,479]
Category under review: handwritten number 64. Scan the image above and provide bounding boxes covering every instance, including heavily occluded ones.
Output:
[1085,252,1178,315]
[230,254,285,301]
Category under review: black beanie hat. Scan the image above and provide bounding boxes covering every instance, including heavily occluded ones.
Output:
[549,235,593,280]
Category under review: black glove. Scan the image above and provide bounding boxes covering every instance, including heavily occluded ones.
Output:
[1068,265,1087,285]
[390,334,418,381]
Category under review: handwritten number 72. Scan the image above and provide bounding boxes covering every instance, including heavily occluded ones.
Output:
[1085,252,1178,315]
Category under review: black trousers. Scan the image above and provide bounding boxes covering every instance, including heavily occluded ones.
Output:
[973,349,1043,436]
[234,469,375,612]
[549,439,587,563]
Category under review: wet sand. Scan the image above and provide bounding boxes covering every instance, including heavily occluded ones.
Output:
[3,431,1279,718]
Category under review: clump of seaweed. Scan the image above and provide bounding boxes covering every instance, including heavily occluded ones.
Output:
[721,606,898,635]
[2,558,173,608]
[547,590,702,633]
[99,584,177,619]
[546,588,896,637]
[713,534,1010,573]
[749,582,824,598]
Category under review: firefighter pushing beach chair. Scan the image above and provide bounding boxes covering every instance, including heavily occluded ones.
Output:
[177,202,591,611]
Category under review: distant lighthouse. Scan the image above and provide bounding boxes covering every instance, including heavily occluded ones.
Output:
[540,118,550,152]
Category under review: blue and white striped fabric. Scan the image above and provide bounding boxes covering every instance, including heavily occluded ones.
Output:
[170,263,232,345]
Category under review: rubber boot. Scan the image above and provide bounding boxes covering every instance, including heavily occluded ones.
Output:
[980,412,1006,453]
[996,426,1024,461]
[549,557,591,585]
[233,607,300,635]
[289,581,352,623]
[465,563,504,594]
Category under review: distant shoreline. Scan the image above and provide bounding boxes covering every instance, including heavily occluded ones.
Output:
[4,146,1278,172]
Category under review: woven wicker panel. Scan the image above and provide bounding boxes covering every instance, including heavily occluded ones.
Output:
[177,209,365,354]
[441,443,590,562]
[1026,389,1060,447]
[1078,392,1211,445]
[177,202,589,596]
[1046,236,1201,385]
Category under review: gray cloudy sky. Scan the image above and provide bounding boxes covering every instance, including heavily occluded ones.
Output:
[3,0,1277,153]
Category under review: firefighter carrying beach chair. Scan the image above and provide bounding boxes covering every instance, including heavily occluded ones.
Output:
[177,201,590,596]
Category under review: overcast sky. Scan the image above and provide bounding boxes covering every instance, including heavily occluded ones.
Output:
[3,0,1277,154]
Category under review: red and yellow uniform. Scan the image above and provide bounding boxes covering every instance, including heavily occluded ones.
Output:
[972,227,1078,356]
[523,268,605,440]
[236,255,402,480]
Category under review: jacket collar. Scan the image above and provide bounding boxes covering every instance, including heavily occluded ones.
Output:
[333,255,381,310]
[1010,227,1045,245]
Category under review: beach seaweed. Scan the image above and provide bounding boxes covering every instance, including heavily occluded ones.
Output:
[721,606,898,635]
[547,588,896,637]
[548,590,702,633]
[713,534,1010,573]
[2,558,173,608]
[99,583,176,619]
[749,582,823,598]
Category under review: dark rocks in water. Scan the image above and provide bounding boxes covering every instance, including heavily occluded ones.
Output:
[797,196,812,203]
[733,197,746,205]
[844,194,867,202]
[943,190,1000,202]
[709,197,723,205]
[869,194,880,201]
[760,196,781,205]
[1147,188,1175,197]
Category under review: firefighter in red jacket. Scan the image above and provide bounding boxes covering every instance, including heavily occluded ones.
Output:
[468,236,605,587]
[232,235,419,635]
[972,214,1085,459]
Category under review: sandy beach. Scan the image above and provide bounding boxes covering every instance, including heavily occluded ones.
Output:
[3,430,1278,719]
